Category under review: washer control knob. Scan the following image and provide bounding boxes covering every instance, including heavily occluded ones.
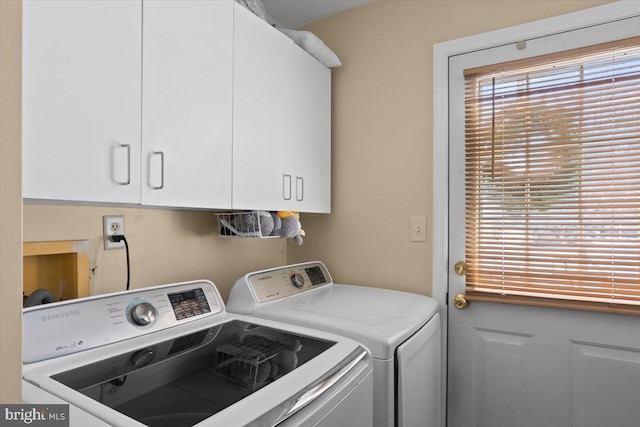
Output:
[131,347,155,368]
[291,273,305,288]
[130,302,158,326]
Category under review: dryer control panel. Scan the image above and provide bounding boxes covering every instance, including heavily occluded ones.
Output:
[247,261,332,303]
[23,280,223,364]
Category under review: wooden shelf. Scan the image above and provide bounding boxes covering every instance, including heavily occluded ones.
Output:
[23,240,90,302]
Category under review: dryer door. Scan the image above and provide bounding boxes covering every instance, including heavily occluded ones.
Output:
[396,314,441,427]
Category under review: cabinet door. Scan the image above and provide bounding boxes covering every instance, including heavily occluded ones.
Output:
[232,4,293,211]
[142,0,233,209]
[22,0,142,203]
[292,47,332,213]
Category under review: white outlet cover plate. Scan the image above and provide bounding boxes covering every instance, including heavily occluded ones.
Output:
[103,215,125,250]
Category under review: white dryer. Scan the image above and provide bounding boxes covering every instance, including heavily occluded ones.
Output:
[227,261,441,427]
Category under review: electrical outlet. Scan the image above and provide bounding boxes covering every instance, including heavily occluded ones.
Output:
[103,215,125,250]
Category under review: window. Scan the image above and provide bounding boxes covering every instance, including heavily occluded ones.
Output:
[464,36,640,314]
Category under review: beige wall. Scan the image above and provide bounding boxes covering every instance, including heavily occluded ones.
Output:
[1,0,23,403]
[23,204,286,300]
[289,0,610,296]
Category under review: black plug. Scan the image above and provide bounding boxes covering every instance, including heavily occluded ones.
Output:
[110,234,130,291]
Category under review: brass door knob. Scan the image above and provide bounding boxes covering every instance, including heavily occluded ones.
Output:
[454,261,467,276]
[454,294,469,310]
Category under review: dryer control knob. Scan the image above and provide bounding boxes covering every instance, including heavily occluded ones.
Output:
[291,273,305,288]
[130,302,158,326]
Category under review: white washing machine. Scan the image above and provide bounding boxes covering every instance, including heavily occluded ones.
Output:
[227,261,441,427]
[22,279,373,427]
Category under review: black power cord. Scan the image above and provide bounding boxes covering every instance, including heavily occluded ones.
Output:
[111,235,130,291]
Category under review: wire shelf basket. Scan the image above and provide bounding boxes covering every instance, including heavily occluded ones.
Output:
[216,211,279,239]
[215,335,288,391]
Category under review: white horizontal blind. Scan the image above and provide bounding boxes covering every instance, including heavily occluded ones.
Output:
[464,36,640,313]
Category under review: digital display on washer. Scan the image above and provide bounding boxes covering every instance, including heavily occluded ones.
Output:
[305,266,327,285]
[168,288,211,320]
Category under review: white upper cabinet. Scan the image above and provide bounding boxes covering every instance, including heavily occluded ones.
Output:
[141,1,233,209]
[232,4,294,211]
[291,46,332,213]
[23,0,142,203]
[22,0,331,212]
[232,4,332,213]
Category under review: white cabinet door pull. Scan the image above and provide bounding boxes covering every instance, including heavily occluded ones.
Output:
[296,176,304,201]
[149,151,165,190]
[283,173,292,200]
[114,143,131,186]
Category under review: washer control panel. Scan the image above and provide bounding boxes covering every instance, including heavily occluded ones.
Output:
[247,261,332,303]
[23,280,222,364]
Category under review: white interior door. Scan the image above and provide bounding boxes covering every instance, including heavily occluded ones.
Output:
[448,16,640,427]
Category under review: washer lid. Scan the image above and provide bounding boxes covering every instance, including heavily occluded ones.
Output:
[242,284,438,360]
[23,313,372,427]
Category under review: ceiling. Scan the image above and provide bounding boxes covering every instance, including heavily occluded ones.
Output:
[261,0,372,30]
